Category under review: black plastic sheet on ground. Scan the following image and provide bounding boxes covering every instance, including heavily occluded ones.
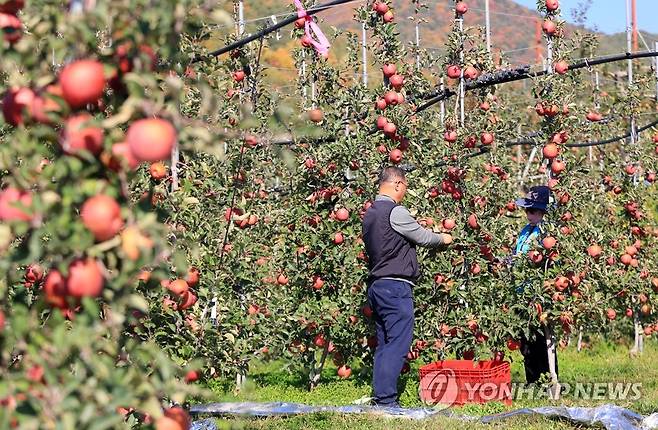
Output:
[189,402,658,430]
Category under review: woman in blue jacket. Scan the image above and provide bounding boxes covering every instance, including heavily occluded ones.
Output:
[513,185,558,384]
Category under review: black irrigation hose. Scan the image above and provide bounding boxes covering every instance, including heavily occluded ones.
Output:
[415,50,658,113]
[193,0,355,62]
[433,116,658,167]
[270,51,658,147]
[565,117,658,148]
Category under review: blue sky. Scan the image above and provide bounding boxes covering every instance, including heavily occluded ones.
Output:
[512,0,658,36]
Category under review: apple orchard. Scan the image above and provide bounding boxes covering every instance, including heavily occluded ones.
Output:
[2,0,658,428]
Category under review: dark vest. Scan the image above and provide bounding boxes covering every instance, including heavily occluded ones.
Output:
[362,198,419,284]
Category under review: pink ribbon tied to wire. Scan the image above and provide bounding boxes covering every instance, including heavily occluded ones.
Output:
[293,0,331,58]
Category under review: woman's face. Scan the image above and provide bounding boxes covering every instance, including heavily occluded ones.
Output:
[525,207,545,225]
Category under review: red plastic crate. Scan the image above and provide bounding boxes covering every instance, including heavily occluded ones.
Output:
[419,360,512,406]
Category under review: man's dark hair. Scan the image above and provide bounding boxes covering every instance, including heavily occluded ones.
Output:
[378,166,406,186]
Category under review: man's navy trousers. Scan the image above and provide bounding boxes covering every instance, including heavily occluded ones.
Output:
[367,278,414,406]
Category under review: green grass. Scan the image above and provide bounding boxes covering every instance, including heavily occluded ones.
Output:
[198,338,658,429]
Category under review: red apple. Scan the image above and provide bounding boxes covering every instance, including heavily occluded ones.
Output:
[389,74,404,89]
[81,195,123,241]
[61,113,104,155]
[308,108,324,123]
[554,60,568,74]
[59,60,106,108]
[389,148,402,163]
[232,70,246,82]
[373,1,389,14]
[442,218,456,230]
[467,213,479,229]
[67,258,104,298]
[463,66,479,80]
[444,130,458,142]
[127,118,176,162]
[542,19,557,35]
[167,279,189,296]
[545,0,559,11]
[0,187,32,222]
[587,244,602,259]
[542,143,559,159]
[0,0,24,14]
[480,132,494,145]
[2,87,34,126]
[542,236,557,249]
[446,65,461,79]
[335,208,349,221]
[382,63,397,77]
[586,111,602,122]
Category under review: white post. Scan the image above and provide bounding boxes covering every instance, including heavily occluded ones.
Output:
[591,71,600,163]
[301,51,307,104]
[415,22,421,69]
[361,23,368,85]
[521,146,538,184]
[238,1,245,36]
[577,328,583,352]
[171,142,179,191]
[626,0,635,147]
[655,41,658,104]
[311,80,316,107]
[626,0,633,83]
[485,0,491,54]
[458,18,465,127]
[631,312,643,356]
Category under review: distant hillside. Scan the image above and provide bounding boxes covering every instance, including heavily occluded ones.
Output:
[221,0,657,83]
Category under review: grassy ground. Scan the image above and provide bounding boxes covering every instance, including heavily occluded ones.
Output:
[198,337,658,429]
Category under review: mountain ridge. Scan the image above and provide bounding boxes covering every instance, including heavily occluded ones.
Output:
[236,0,656,66]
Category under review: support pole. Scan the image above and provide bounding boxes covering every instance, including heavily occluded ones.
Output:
[301,51,308,104]
[458,17,465,126]
[484,0,491,55]
[655,42,658,104]
[632,0,638,53]
[521,146,538,184]
[361,23,368,85]
[626,0,635,147]
[591,71,600,164]
[238,1,245,36]
[415,22,421,69]
[171,143,179,191]
[626,0,633,84]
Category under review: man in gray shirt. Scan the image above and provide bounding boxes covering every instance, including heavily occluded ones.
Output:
[362,166,452,407]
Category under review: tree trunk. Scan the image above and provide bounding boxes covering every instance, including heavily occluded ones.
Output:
[577,328,583,352]
[630,311,643,357]
[544,325,560,399]
[235,370,247,393]
[309,335,330,390]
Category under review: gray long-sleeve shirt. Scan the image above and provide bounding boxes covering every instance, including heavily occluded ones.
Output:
[375,195,446,248]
